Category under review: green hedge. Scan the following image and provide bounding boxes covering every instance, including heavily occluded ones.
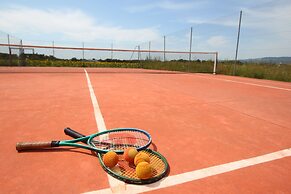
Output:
[0,57,290,82]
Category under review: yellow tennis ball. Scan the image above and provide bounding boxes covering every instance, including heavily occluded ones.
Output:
[124,147,138,164]
[103,151,119,168]
[136,161,152,179]
[134,152,150,166]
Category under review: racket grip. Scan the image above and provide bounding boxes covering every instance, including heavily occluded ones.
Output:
[16,141,59,151]
[64,127,85,139]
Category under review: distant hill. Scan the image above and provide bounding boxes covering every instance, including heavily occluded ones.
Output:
[241,57,291,64]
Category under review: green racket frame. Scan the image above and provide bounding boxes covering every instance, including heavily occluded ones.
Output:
[64,128,169,185]
[16,127,152,154]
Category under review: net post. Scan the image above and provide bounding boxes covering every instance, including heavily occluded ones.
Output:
[7,34,12,66]
[213,52,218,75]
[52,41,55,66]
[82,42,85,67]
[19,39,24,66]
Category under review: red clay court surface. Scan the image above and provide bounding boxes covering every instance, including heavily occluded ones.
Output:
[0,66,290,194]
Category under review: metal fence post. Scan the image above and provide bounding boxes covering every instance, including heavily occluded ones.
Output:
[163,36,166,62]
[234,10,243,75]
[189,27,193,61]
[138,45,140,61]
[111,43,113,60]
[52,41,55,57]
[148,41,151,60]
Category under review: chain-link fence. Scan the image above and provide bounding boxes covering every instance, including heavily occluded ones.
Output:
[0,30,218,74]
[0,4,290,81]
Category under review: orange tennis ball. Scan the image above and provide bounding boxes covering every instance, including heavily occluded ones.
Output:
[124,147,138,163]
[103,151,119,168]
[136,161,152,179]
[134,152,150,166]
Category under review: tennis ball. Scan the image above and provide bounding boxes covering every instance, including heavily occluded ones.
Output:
[136,161,152,179]
[103,151,119,168]
[134,152,150,166]
[124,147,138,164]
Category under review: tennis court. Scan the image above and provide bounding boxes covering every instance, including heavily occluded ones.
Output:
[1,66,290,193]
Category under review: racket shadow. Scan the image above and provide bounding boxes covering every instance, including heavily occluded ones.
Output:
[142,165,171,188]
[144,142,171,186]
[16,147,96,157]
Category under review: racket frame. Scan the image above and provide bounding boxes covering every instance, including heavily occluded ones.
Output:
[17,128,152,154]
[64,128,169,185]
[96,148,169,184]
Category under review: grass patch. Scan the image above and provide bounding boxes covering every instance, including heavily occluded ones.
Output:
[0,53,290,82]
[217,61,291,82]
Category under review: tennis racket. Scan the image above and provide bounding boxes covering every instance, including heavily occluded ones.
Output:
[64,128,169,184]
[16,127,151,154]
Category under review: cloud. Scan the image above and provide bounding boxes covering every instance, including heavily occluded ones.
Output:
[243,3,291,32]
[207,36,228,47]
[125,0,204,13]
[188,18,237,27]
[0,6,161,43]
[187,1,291,58]
[188,1,291,32]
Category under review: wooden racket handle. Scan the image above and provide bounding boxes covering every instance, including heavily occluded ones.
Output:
[16,141,59,151]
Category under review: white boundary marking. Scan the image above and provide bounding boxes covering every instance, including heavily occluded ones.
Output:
[84,148,291,194]
[84,70,290,193]
[197,75,291,91]
[84,69,107,132]
[84,69,126,193]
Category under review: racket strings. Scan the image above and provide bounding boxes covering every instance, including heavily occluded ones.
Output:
[92,130,150,151]
[104,136,148,144]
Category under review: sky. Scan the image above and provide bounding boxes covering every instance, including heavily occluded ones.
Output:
[0,0,290,60]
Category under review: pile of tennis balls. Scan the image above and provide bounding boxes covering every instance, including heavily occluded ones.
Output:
[102,147,152,179]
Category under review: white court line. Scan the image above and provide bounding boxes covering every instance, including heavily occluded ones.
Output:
[84,69,107,132]
[197,75,291,91]
[84,69,126,193]
[84,148,291,194]
[83,70,290,193]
